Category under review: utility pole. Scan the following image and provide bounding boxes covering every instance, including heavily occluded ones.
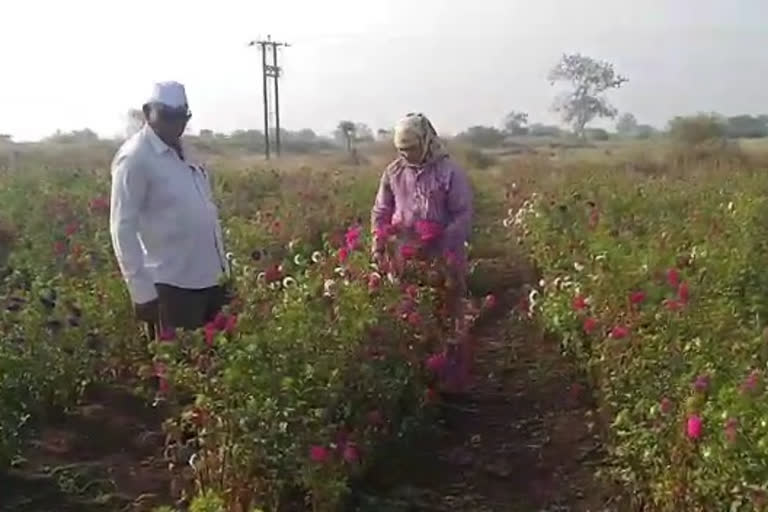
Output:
[248,35,289,159]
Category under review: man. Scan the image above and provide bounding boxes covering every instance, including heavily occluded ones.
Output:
[110,81,229,338]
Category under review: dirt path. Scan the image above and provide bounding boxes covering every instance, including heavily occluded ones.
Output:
[355,305,620,511]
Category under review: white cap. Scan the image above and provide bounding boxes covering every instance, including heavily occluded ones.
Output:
[145,81,188,109]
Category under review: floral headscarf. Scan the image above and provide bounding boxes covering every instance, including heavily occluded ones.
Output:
[393,113,448,166]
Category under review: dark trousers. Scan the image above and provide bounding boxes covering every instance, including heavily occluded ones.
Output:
[145,284,228,339]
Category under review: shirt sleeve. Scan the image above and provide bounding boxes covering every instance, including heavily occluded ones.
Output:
[443,161,473,249]
[109,152,158,304]
[371,168,396,252]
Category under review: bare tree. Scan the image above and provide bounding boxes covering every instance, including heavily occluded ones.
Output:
[548,54,628,138]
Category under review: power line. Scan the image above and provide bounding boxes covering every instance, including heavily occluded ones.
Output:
[248,35,290,159]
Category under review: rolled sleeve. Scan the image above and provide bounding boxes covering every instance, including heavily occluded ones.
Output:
[109,153,158,304]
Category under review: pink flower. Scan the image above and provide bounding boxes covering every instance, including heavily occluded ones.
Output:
[338,247,349,263]
[666,268,681,288]
[204,322,218,346]
[693,374,710,393]
[741,369,761,395]
[664,299,685,312]
[724,417,738,444]
[159,327,177,342]
[405,284,419,298]
[426,352,447,373]
[414,220,443,243]
[309,445,329,463]
[400,244,417,261]
[610,325,629,340]
[687,415,703,440]
[407,311,423,327]
[213,312,229,331]
[342,443,360,464]
[678,282,690,303]
[484,294,497,310]
[629,291,646,305]
[224,314,238,334]
[572,294,588,312]
[660,397,673,414]
[368,273,381,291]
[345,225,362,251]
[588,208,599,230]
[583,317,598,335]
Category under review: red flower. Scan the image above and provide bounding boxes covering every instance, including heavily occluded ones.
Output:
[407,311,422,327]
[338,247,349,263]
[309,445,329,463]
[53,241,67,256]
[572,294,588,312]
[414,220,443,243]
[368,273,381,291]
[204,322,218,346]
[213,312,228,331]
[678,282,690,303]
[583,317,598,334]
[483,294,497,310]
[610,325,630,340]
[405,284,419,298]
[629,291,646,305]
[666,268,681,288]
[400,244,417,261]
[664,299,684,312]
[225,314,238,334]
[426,352,447,373]
[264,264,282,283]
[64,221,78,237]
[345,225,362,251]
[159,327,176,342]
[342,443,360,464]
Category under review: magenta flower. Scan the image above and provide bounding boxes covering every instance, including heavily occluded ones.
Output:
[583,317,598,335]
[400,244,417,261]
[407,311,423,327]
[484,294,498,310]
[666,268,681,288]
[687,415,703,440]
[309,445,329,463]
[345,225,362,251]
[678,282,690,303]
[610,325,630,340]
[224,314,238,335]
[204,322,218,346]
[693,374,710,393]
[414,220,443,243]
[426,352,447,373]
[213,312,228,331]
[338,247,349,263]
[629,291,646,305]
[158,327,176,342]
[741,369,761,395]
[572,294,588,312]
[342,443,360,464]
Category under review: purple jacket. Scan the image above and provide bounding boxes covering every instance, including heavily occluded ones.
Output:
[371,155,473,265]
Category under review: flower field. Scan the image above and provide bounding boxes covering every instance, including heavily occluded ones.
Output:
[518,165,768,510]
[4,151,768,511]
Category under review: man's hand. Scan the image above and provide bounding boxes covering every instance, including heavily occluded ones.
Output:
[134,298,159,324]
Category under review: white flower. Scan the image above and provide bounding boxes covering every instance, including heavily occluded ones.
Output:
[502,218,513,228]
[727,201,734,212]
[226,252,235,261]
[269,281,281,290]
[323,279,336,297]
[288,239,298,251]
[311,251,324,263]
[282,276,297,288]
[257,272,266,282]
[538,279,546,288]
[334,266,346,277]
[293,254,304,266]
[573,262,585,272]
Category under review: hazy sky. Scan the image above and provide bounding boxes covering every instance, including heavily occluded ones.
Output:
[3,0,767,141]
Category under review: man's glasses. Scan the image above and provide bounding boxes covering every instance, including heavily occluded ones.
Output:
[158,107,192,122]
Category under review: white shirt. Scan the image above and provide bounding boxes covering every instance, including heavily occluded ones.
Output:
[110,125,228,304]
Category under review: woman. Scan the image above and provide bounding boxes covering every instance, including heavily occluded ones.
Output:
[371,113,473,337]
